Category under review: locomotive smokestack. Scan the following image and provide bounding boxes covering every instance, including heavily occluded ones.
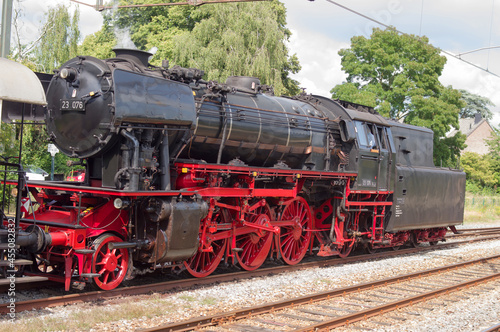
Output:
[113,48,152,67]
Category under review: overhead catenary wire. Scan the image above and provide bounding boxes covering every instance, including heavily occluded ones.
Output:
[322,0,500,79]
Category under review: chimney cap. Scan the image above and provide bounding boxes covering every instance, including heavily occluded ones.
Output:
[474,112,482,124]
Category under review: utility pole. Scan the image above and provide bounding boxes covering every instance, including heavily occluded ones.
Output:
[0,0,13,58]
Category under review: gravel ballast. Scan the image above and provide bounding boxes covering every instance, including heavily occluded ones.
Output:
[1,222,500,331]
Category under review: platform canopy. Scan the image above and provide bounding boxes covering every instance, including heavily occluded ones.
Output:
[0,57,46,121]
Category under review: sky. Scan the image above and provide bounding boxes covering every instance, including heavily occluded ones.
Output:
[8,0,500,126]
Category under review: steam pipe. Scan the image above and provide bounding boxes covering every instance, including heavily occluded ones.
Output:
[160,134,171,190]
[121,130,140,191]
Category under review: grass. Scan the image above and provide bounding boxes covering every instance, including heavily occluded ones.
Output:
[464,193,500,224]
[0,291,223,331]
[0,297,177,331]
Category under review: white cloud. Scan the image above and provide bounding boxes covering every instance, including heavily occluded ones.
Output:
[287,27,348,97]
[441,54,500,127]
[12,0,102,46]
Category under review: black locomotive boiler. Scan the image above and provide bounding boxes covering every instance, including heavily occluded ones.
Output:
[0,49,465,290]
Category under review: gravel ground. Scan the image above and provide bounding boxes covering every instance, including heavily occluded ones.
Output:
[2,222,500,331]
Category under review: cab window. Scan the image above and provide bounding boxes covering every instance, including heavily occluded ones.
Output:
[355,121,390,150]
[354,121,369,147]
[377,127,387,150]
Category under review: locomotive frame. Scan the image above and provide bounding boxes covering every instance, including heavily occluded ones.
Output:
[0,50,465,291]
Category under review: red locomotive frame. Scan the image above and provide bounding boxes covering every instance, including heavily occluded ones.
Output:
[5,161,446,290]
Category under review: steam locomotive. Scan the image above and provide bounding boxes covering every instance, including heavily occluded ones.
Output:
[0,49,465,291]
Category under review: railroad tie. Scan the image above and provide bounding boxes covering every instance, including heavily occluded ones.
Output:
[297,308,339,317]
[252,318,302,329]
[224,323,276,332]
[349,296,384,303]
[370,320,393,326]
[370,292,400,300]
[403,284,436,291]
[315,304,358,313]
[278,313,323,322]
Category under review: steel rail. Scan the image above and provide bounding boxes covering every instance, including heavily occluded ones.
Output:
[454,227,500,233]
[296,270,500,331]
[481,323,500,332]
[2,233,500,314]
[447,229,500,238]
[139,254,500,331]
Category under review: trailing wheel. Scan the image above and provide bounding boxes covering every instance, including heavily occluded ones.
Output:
[184,209,228,278]
[91,234,129,291]
[235,203,273,271]
[278,197,312,265]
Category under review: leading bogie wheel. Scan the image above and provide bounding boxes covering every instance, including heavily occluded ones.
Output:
[278,197,312,265]
[91,233,129,291]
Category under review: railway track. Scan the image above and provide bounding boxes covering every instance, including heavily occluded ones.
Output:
[448,226,500,238]
[3,226,497,295]
[142,254,500,331]
[1,231,500,315]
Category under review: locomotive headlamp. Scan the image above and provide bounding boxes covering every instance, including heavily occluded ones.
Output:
[59,68,77,82]
[114,198,130,209]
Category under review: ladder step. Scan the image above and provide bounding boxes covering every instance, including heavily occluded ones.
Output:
[75,249,95,254]
[0,276,48,285]
[0,259,33,267]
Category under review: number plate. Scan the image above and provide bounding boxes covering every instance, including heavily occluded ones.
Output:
[60,99,85,111]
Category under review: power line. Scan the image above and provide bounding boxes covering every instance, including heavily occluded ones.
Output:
[70,0,270,11]
[323,0,500,79]
[457,46,500,57]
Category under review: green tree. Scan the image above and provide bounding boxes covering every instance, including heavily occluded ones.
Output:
[487,127,500,157]
[17,4,81,174]
[460,152,497,189]
[486,127,500,186]
[331,28,465,166]
[80,1,200,62]
[0,124,18,159]
[458,89,494,120]
[81,1,300,95]
[35,4,80,73]
[171,1,300,95]
[78,16,116,59]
